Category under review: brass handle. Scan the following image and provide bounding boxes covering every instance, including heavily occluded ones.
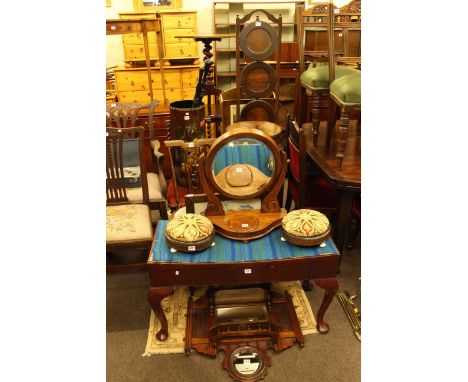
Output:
[131,81,135,86]
[180,49,184,55]
[177,20,181,26]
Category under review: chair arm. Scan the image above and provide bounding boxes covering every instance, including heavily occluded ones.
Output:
[150,139,167,196]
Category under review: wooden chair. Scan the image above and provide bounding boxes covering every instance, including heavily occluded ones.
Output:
[106,127,154,271]
[284,114,337,212]
[299,1,361,150]
[106,101,168,220]
[327,1,361,170]
[164,138,216,209]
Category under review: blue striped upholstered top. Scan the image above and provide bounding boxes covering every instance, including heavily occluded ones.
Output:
[152,221,339,263]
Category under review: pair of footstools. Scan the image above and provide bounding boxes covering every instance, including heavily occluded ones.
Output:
[165,209,331,253]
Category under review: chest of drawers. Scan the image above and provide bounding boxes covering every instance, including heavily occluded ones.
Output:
[119,11,199,66]
[114,65,201,110]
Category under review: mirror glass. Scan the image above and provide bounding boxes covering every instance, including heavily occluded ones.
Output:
[142,0,174,7]
[231,347,263,376]
[211,138,274,197]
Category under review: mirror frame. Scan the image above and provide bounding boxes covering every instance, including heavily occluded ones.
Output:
[204,127,281,201]
[226,345,269,382]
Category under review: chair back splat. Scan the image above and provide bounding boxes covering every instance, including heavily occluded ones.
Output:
[106,127,149,207]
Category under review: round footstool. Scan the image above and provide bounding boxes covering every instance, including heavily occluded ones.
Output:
[281,209,331,246]
[165,213,215,253]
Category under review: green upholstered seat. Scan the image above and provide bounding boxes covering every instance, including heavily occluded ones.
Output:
[329,73,361,105]
[300,64,360,91]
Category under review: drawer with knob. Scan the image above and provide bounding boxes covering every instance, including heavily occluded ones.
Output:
[123,32,157,45]
[115,70,155,91]
[162,14,196,29]
[164,43,198,58]
[123,44,159,60]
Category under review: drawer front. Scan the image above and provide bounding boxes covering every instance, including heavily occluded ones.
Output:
[118,90,165,104]
[164,87,183,103]
[124,44,158,60]
[115,70,180,91]
[163,14,196,29]
[164,43,198,58]
[162,71,181,89]
[118,88,181,104]
[181,69,199,88]
[164,29,197,44]
[115,70,161,91]
[123,32,157,45]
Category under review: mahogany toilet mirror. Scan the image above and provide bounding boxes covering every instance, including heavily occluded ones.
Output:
[198,127,288,241]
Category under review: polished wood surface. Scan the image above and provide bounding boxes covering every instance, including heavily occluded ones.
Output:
[305,121,360,189]
[147,227,341,340]
[304,121,360,254]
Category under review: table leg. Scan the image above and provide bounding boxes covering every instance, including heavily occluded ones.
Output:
[147,287,175,341]
[334,190,354,254]
[313,278,339,334]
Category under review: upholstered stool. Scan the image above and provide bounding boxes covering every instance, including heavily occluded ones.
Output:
[165,213,215,253]
[329,72,361,170]
[300,64,360,143]
[281,209,331,246]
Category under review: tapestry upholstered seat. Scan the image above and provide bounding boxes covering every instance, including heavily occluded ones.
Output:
[106,204,153,243]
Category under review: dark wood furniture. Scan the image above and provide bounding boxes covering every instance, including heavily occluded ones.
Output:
[299,0,361,132]
[326,1,361,170]
[106,102,169,220]
[198,127,288,241]
[284,115,337,212]
[305,119,360,255]
[235,9,283,124]
[147,223,341,341]
[106,127,154,271]
[185,286,304,381]
[285,115,308,209]
[164,138,216,208]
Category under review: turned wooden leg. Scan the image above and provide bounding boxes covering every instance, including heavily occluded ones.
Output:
[311,93,321,145]
[147,287,175,341]
[313,278,339,334]
[326,100,338,148]
[336,109,350,170]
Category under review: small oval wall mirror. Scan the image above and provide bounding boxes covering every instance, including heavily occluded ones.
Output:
[229,346,264,378]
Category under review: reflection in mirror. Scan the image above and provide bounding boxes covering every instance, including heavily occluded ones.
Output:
[231,347,262,376]
[142,0,173,7]
[211,139,274,196]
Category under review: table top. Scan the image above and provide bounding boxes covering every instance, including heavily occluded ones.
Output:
[305,121,361,190]
[149,221,339,264]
